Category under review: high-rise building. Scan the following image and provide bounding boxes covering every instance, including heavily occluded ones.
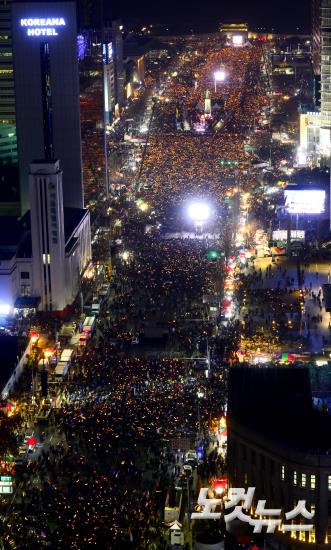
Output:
[0,1,92,313]
[101,41,115,126]
[104,20,125,109]
[11,1,84,213]
[312,0,321,105]
[318,0,331,155]
[29,159,91,312]
[0,158,91,314]
[305,0,331,160]
[0,0,20,215]
[0,0,17,165]
[78,0,103,31]
[228,367,331,548]
[29,159,67,311]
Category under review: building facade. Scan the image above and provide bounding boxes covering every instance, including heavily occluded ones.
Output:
[299,111,321,163]
[228,418,331,548]
[0,160,91,314]
[312,0,322,105]
[29,160,67,311]
[29,160,91,312]
[228,367,331,549]
[319,0,331,151]
[11,1,84,213]
[0,0,17,164]
[103,20,125,111]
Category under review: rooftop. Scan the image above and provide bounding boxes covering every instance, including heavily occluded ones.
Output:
[228,367,331,454]
[0,207,87,261]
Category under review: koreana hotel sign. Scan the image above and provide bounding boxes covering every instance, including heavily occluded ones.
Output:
[20,17,66,36]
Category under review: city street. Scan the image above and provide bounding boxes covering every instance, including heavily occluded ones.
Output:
[0,27,327,550]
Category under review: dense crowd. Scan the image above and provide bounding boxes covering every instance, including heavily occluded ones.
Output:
[1,40,269,549]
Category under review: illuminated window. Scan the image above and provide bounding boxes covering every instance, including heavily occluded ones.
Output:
[42,254,50,265]
[281,465,285,480]
[328,475,331,490]
[21,284,30,296]
[301,473,306,487]
[293,471,297,485]
[310,474,316,489]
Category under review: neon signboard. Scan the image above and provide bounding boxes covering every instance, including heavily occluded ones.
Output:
[20,17,66,37]
[284,189,325,215]
[102,43,113,65]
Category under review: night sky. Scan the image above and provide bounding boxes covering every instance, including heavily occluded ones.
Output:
[108,0,311,33]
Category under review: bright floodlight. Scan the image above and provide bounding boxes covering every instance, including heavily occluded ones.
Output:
[188,202,211,222]
[0,304,10,315]
[214,69,226,82]
[232,34,244,45]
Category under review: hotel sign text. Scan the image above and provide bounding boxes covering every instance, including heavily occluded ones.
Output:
[20,17,66,37]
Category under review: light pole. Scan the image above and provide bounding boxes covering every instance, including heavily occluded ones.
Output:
[197,390,204,435]
[206,336,211,377]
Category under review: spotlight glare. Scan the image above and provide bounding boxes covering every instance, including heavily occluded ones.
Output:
[214,69,226,82]
[188,202,211,222]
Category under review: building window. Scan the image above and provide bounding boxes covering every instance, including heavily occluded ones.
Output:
[281,465,285,480]
[328,475,331,491]
[311,474,316,489]
[42,254,50,265]
[293,471,297,486]
[20,285,30,296]
[20,271,29,279]
[301,473,306,488]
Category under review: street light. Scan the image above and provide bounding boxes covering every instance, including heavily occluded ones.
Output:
[121,251,130,262]
[136,199,149,212]
[188,201,210,222]
[214,68,226,92]
[187,201,211,235]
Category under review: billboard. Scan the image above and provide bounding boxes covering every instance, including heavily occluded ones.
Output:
[272,230,305,242]
[285,189,325,215]
[12,1,83,212]
[102,42,113,65]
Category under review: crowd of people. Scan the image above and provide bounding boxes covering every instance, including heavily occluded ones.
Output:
[1,40,270,549]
